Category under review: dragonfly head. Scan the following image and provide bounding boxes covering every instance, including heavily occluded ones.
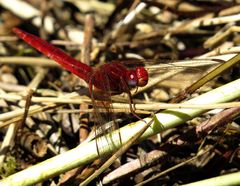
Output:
[126,67,148,88]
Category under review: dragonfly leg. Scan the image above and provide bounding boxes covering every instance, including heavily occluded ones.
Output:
[126,91,143,121]
[120,78,143,121]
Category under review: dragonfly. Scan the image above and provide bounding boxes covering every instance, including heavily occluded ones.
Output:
[12,28,148,97]
[12,28,221,134]
[12,28,150,141]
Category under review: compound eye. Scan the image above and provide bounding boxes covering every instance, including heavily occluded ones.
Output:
[136,67,148,87]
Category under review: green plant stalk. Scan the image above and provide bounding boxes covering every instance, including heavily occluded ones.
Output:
[1,79,240,186]
[182,171,240,186]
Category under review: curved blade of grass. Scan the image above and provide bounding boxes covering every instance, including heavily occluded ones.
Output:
[170,53,240,103]
[182,171,240,186]
[0,78,240,186]
[80,116,155,186]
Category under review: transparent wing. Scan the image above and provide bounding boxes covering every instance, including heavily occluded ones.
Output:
[89,71,121,155]
[113,58,222,72]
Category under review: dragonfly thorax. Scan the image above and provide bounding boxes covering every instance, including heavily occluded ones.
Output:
[88,62,149,94]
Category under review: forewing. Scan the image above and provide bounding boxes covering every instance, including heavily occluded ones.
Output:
[114,58,221,72]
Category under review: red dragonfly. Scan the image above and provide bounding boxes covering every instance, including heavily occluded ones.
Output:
[13,28,149,140]
[12,28,148,98]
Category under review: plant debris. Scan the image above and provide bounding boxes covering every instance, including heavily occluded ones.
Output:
[0,1,240,185]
